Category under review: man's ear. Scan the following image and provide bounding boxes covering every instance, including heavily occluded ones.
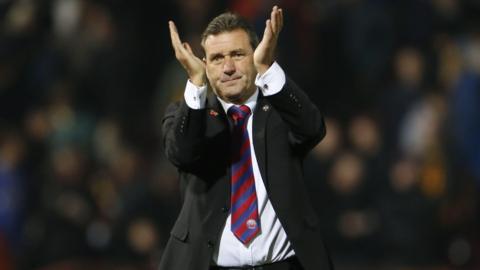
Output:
[204,59,209,78]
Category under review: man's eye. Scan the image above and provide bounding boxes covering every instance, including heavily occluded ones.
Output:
[232,53,244,59]
[211,56,223,64]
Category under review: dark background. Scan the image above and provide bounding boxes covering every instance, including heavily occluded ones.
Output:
[1,0,479,269]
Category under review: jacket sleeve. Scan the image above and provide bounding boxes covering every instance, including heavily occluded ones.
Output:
[265,77,326,155]
[161,100,207,171]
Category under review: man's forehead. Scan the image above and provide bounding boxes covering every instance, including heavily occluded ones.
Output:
[203,29,252,53]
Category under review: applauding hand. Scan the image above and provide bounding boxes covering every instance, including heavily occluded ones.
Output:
[254,6,284,75]
[168,21,206,86]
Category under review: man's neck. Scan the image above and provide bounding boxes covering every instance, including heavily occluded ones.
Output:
[217,88,259,114]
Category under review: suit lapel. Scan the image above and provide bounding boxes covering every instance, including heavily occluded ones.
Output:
[205,93,228,135]
[252,94,272,188]
[205,93,231,210]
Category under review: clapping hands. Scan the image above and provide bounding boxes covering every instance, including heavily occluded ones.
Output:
[168,6,284,82]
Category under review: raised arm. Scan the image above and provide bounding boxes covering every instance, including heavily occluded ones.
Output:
[168,21,206,86]
[254,7,325,153]
[254,6,283,75]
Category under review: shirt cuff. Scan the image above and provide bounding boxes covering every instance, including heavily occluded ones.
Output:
[255,62,286,96]
[184,80,207,109]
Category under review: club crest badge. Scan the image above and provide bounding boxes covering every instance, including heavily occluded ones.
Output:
[246,219,257,229]
[209,109,219,117]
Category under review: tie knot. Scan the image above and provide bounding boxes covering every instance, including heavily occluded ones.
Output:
[228,105,251,124]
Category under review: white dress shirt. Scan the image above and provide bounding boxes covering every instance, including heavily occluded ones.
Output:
[183,62,295,267]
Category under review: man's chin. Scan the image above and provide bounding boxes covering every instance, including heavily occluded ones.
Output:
[218,89,245,104]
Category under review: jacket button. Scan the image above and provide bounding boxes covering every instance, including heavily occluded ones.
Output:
[221,206,229,213]
[207,240,214,248]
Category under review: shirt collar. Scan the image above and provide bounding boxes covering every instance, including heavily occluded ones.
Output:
[217,88,258,115]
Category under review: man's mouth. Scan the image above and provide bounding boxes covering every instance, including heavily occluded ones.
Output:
[221,76,241,83]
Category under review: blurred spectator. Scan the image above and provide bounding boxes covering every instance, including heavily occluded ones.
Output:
[305,117,342,217]
[0,130,26,258]
[305,117,342,173]
[446,32,480,187]
[377,46,426,159]
[347,114,386,192]
[318,150,380,265]
[377,156,441,265]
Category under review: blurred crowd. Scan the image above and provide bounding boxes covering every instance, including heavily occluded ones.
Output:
[1,0,480,269]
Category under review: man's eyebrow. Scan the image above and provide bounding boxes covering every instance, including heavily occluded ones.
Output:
[231,48,246,53]
[208,52,224,59]
[208,48,247,59]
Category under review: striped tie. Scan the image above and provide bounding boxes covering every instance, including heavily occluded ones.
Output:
[228,105,261,245]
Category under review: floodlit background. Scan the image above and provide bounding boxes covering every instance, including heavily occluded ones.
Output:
[1,0,479,269]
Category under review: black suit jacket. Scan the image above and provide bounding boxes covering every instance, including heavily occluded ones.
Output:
[159,77,334,270]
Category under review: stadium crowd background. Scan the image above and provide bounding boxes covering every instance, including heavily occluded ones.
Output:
[1,0,480,269]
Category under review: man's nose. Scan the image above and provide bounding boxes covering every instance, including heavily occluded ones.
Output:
[223,58,236,75]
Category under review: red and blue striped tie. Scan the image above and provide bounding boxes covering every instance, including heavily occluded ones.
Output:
[228,105,261,245]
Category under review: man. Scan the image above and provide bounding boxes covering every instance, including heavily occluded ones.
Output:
[160,6,333,270]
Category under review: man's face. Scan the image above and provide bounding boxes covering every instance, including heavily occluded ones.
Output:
[203,29,257,104]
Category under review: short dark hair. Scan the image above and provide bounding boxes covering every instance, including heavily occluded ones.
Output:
[201,12,259,50]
